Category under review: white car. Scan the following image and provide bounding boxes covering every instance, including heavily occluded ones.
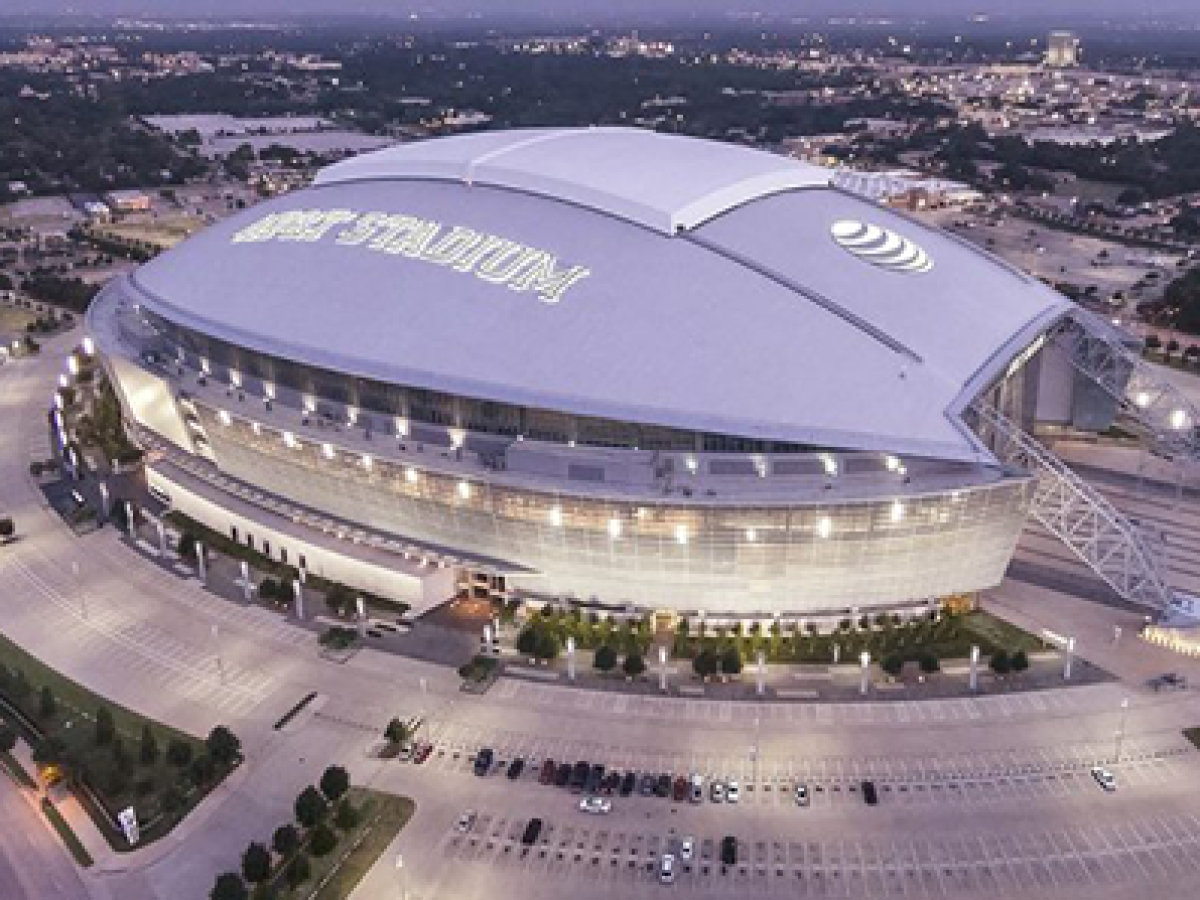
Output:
[659,852,676,884]
[710,780,725,803]
[725,779,741,803]
[679,836,695,862]
[456,810,477,833]
[397,744,415,762]
[794,783,809,806]
[579,795,612,815]
[1091,766,1117,792]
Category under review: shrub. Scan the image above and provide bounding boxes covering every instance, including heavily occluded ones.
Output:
[335,799,360,830]
[189,753,216,787]
[241,842,272,884]
[384,717,410,746]
[692,649,718,680]
[210,872,248,900]
[0,518,13,539]
[166,739,193,768]
[39,686,57,718]
[919,653,940,674]
[325,584,353,616]
[1010,649,1029,674]
[989,650,1011,676]
[206,726,241,767]
[94,706,115,746]
[258,578,278,601]
[139,724,159,765]
[273,823,300,857]
[881,654,904,678]
[319,765,350,804]
[295,785,327,829]
[177,531,197,562]
[720,646,743,677]
[309,823,337,857]
[285,854,311,889]
[622,652,645,678]
[593,645,617,673]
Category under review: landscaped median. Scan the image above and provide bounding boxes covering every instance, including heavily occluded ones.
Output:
[210,766,414,900]
[0,630,241,853]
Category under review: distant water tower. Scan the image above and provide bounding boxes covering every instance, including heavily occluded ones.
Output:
[1046,31,1081,68]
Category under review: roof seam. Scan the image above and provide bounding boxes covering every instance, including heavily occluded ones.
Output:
[463,128,582,185]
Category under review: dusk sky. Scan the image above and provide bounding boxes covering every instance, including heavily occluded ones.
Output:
[10,0,1200,19]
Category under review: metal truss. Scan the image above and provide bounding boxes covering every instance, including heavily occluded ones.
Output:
[971,399,1174,611]
[1050,313,1200,459]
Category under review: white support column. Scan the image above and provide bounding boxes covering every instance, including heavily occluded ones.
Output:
[293,577,304,620]
[156,519,168,557]
[239,560,251,602]
[756,649,766,696]
[98,481,110,521]
[196,542,207,584]
[969,645,980,692]
[658,645,668,693]
[1063,636,1075,681]
[356,596,367,638]
[860,651,871,695]
[566,636,576,681]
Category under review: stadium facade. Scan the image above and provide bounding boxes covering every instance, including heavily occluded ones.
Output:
[88,127,1113,624]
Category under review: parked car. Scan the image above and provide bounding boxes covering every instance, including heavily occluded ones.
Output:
[570,760,590,792]
[689,774,704,803]
[725,779,740,803]
[586,764,606,794]
[473,747,493,776]
[862,780,878,805]
[456,810,477,833]
[679,836,695,861]
[672,776,689,802]
[659,853,676,884]
[654,773,672,797]
[506,758,525,780]
[521,817,543,846]
[555,764,572,788]
[620,771,637,796]
[638,773,656,796]
[794,783,809,806]
[579,795,612,815]
[602,771,621,794]
[539,760,557,785]
[721,835,738,866]
[397,743,415,762]
[414,743,433,765]
[1091,766,1117,792]
[710,780,726,803]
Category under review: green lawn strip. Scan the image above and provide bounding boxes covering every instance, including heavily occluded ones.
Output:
[0,631,220,850]
[279,789,414,899]
[0,749,38,789]
[41,798,95,868]
[1183,727,1200,750]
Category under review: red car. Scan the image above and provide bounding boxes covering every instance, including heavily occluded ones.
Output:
[539,760,557,785]
[672,776,689,802]
[413,743,434,765]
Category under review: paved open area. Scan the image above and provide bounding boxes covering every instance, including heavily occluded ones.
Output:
[6,328,1200,899]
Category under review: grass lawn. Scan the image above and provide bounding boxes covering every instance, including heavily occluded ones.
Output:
[1184,727,1200,750]
[0,631,223,850]
[279,789,414,899]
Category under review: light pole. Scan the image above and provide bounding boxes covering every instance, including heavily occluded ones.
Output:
[395,851,408,900]
[1114,697,1130,764]
[859,651,870,696]
[211,623,226,685]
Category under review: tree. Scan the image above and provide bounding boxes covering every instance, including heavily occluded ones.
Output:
[516,627,538,658]
[534,628,560,661]
[0,518,13,540]
[384,717,411,746]
[918,653,940,675]
[166,738,193,768]
[319,765,350,804]
[692,649,718,680]
[720,645,743,677]
[177,531,197,562]
[1010,649,1029,674]
[593,645,617,673]
[39,686,57,719]
[140,724,159,765]
[258,578,278,601]
[94,706,115,746]
[0,723,15,754]
[309,822,337,857]
[881,654,904,678]
[210,872,248,900]
[273,823,300,858]
[206,726,241,767]
[989,650,1011,676]
[241,842,272,884]
[295,785,328,829]
[622,652,645,679]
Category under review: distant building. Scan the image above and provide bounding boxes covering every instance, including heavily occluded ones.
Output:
[105,190,152,213]
[1046,31,1081,68]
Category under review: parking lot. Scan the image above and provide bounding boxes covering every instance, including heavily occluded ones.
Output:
[434,803,1200,897]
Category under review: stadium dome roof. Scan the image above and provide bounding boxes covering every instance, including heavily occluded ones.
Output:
[128,127,1073,463]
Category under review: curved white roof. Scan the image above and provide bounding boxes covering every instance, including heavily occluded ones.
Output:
[128,127,1073,463]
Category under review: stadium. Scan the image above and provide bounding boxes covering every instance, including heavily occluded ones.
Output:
[87,127,1183,627]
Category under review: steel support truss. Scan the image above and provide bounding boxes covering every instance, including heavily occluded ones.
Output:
[971,399,1175,611]
[1050,312,1200,459]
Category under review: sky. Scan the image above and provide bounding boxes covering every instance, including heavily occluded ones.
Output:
[10,0,1200,20]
